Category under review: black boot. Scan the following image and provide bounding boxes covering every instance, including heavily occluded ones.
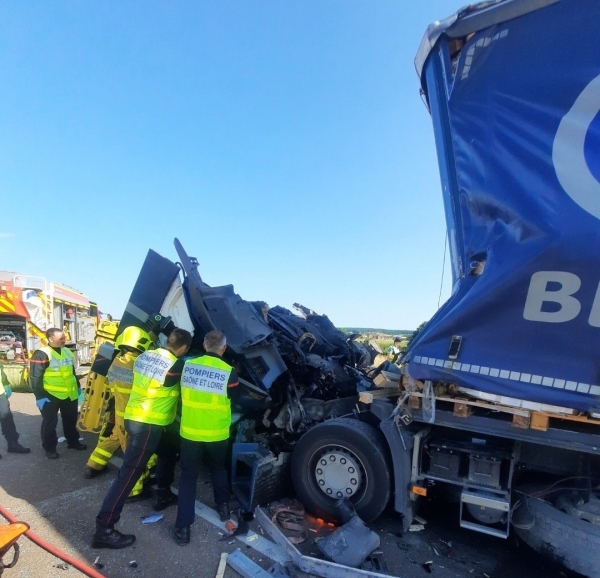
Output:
[172,525,190,546]
[217,503,230,522]
[153,490,178,512]
[7,441,30,454]
[67,442,87,450]
[92,526,136,549]
[84,467,106,479]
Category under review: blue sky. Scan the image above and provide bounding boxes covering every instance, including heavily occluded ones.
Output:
[0,1,459,330]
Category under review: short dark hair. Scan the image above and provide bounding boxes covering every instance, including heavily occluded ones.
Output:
[46,327,62,340]
[167,328,192,350]
[394,337,401,344]
[204,330,226,353]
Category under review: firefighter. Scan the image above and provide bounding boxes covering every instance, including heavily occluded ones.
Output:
[92,328,192,549]
[30,328,87,459]
[0,365,30,456]
[84,326,157,502]
[172,330,239,546]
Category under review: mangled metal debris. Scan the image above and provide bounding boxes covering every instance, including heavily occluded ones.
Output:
[255,507,396,578]
[227,549,273,578]
[316,516,380,568]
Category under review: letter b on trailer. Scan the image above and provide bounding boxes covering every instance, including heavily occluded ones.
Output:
[523,271,581,323]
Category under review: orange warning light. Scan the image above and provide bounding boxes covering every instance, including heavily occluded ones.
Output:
[412,485,427,497]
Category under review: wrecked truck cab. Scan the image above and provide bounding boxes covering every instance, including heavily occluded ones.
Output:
[116,238,389,519]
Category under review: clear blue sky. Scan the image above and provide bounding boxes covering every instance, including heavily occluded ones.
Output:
[1,1,459,331]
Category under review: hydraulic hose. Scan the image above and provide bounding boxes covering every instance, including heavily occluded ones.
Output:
[0,504,105,578]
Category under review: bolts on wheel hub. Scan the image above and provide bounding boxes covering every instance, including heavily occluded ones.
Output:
[313,448,363,499]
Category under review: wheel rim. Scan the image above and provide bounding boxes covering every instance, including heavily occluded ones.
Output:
[312,446,365,500]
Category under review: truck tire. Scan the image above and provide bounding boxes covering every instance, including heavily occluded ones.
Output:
[291,418,392,523]
[512,485,600,578]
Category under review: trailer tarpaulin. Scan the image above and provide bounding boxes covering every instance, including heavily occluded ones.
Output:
[407,0,600,412]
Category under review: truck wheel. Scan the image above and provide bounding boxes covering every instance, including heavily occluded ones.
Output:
[512,484,600,577]
[291,418,391,523]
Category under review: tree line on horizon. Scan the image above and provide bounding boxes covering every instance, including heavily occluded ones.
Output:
[339,327,414,336]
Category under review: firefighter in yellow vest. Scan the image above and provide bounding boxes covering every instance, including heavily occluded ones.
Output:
[84,327,157,501]
[173,330,239,546]
[30,328,87,459]
[92,328,192,550]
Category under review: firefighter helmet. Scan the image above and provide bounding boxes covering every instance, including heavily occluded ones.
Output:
[118,326,152,353]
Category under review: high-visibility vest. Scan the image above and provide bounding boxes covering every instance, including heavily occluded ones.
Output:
[124,348,180,426]
[0,366,6,396]
[107,351,139,418]
[40,346,78,400]
[180,355,233,442]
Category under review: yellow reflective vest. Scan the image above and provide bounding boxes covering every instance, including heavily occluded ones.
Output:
[124,348,180,426]
[0,365,7,396]
[180,355,233,442]
[107,351,139,418]
[40,346,78,400]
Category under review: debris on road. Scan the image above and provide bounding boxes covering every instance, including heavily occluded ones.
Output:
[360,552,389,574]
[266,562,291,577]
[441,540,453,557]
[225,520,237,533]
[220,510,251,540]
[409,523,426,532]
[255,506,390,578]
[316,515,380,568]
[269,500,307,545]
[215,552,228,578]
[92,555,104,570]
[227,549,271,578]
[141,513,164,524]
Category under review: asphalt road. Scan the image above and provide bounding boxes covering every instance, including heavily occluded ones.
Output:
[0,393,585,578]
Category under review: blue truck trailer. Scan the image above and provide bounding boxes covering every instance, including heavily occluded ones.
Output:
[91,1,600,575]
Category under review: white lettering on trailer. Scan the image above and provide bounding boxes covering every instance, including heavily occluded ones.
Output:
[588,283,600,327]
[523,271,600,326]
[523,271,581,323]
[553,73,600,221]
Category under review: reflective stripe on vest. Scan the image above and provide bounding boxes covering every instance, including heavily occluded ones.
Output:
[180,355,232,442]
[107,351,138,418]
[40,347,78,400]
[124,348,179,426]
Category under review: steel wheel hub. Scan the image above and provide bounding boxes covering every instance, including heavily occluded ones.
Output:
[314,448,363,499]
